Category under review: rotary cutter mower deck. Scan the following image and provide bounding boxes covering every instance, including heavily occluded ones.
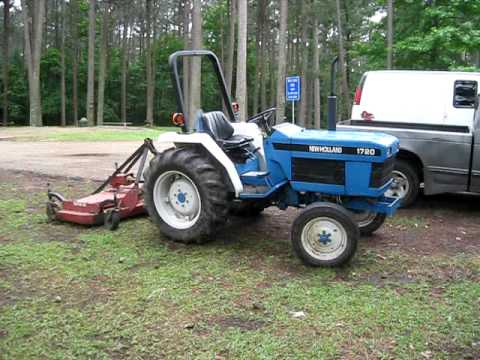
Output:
[139,50,401,267]
[46,139,157,230]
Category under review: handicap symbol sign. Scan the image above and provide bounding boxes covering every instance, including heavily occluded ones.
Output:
[286,76,301,101]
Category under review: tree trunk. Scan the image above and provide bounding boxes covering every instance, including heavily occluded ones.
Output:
[152,0,159,119]
[2,0,11,126]
[182,0,190,120]
[298,0,310,127]
[252,0,266,115]
[235,0,247,122]
[121,17,128,124]
[54,0,59,48]
[335,0,350,119]
[188,0,202,129]
[260,49,267,111]
[224,0,236,95]
[313,18,321,129]
[21,0,46,127]
[275,0,288,123]
[260,23,268,111]
[387,0,394,69]
[269,27,276,108]
[86,0,96,126]
[43,0,48,52]
[71,0,79,126]
[145,0,154,126]
[96,2,109,126]
[340,0,351,87]
[60,0,66,126]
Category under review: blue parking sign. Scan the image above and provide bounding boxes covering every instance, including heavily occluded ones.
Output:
[286,76,301,101]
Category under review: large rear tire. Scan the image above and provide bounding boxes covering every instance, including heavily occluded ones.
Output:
[291,203,359,267]
[143,147,229,244]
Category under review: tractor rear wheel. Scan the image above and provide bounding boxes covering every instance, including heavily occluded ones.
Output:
[143,147,229,244]
[291,202,359,267]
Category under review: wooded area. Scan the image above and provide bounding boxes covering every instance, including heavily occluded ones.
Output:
[1,0,479,127]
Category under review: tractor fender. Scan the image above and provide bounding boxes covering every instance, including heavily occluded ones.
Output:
[155,132,244,197]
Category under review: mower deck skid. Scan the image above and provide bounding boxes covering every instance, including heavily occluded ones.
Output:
[46,139,157,230]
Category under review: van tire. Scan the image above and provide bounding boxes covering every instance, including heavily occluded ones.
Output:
[389,160,420,207]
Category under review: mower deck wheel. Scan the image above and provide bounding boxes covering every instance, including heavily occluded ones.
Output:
[46,201,59,223]
[104,210,120,231]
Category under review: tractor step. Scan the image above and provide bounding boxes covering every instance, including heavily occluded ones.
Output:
[241,171,269,178]
[241,185,270,194]
[240,171,270,187]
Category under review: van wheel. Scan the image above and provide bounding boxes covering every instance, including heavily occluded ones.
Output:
[385,159,419,207]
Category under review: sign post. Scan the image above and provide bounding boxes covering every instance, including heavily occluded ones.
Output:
[286,76,301,124]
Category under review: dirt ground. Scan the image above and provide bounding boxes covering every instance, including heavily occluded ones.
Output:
[0,140,143,180]
[3,168,479,259]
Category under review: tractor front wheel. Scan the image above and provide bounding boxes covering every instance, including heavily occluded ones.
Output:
[291,203,359,267]
[143,147,229,244]
[351,211,386,236]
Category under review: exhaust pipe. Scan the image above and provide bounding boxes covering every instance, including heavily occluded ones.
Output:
[328,56,339,131]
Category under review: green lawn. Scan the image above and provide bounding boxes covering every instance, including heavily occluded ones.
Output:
[0,173,478,359]
[4,126,176,142]
[45,127,175,142]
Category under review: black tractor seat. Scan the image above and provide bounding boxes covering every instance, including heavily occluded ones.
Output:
[200,111,254,150]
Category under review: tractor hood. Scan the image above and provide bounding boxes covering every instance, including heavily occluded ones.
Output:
[270,123,399,160]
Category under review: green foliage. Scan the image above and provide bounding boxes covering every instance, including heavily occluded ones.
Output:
[355,0,480,71]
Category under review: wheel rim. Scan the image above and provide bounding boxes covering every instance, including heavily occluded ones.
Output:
[301,217,348,261]
[385,170,409,199]
[352,211,377,228]
[153,170,201,230]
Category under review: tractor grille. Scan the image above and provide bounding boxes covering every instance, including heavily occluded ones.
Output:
[370,157,396,188]
[292,158,345,185]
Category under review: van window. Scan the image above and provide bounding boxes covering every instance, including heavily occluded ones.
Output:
[453,80,478,108]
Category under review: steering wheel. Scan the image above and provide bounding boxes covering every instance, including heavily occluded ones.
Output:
[247,107,277,134]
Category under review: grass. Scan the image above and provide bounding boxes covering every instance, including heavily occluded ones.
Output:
[44,127,175,142]
[3,126,176,142]
[386,213,427,229]
[0,175,479,359]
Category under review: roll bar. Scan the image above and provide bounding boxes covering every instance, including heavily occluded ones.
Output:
[168,50,235,133]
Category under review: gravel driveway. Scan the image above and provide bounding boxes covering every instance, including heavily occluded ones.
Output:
[0,140,146,180]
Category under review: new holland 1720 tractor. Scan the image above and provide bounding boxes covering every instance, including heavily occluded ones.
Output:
[143,50,400,267]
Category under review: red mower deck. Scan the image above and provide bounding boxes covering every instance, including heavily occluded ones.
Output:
[46,139,157,230]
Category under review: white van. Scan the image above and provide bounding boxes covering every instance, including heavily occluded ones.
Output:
[351,71,480,128]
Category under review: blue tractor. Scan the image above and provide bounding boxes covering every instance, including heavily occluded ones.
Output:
[143,50,400,267]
